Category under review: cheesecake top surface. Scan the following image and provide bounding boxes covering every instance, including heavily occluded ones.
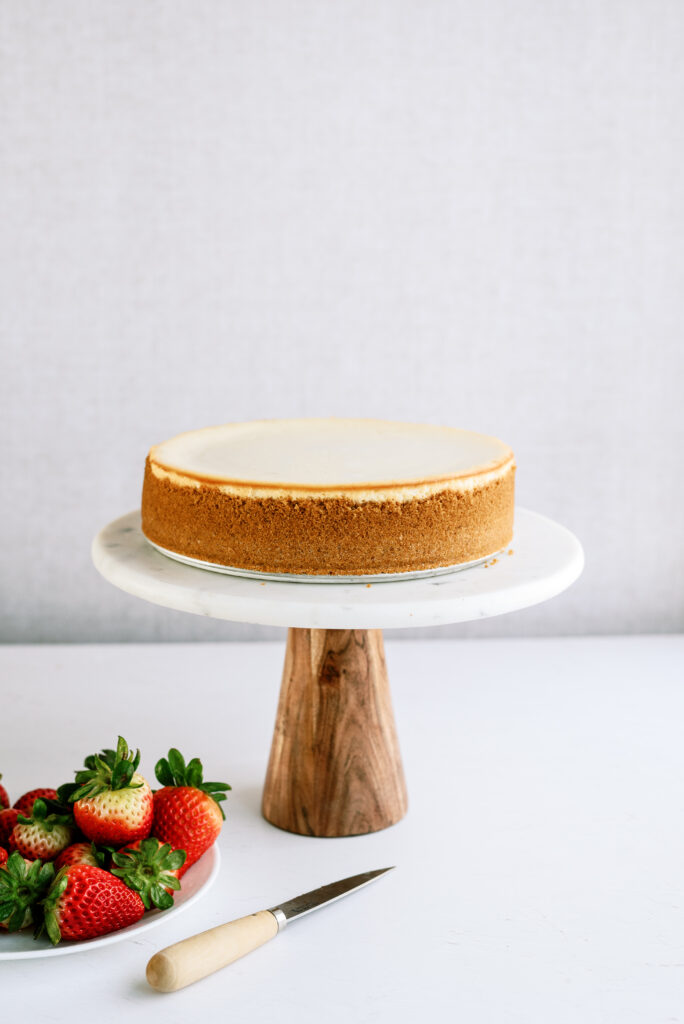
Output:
[148,419,514,491]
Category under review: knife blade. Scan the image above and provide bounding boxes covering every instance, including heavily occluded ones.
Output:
[146,866,394,992]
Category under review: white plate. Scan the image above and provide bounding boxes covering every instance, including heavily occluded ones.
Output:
[0,844,220,959]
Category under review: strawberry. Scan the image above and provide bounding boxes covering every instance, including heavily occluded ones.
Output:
[0,849,7,867]
[10,799,74,861]
[0,852,54,931]
[110,837,186,909]
[69,737,153,846]
[0,774,9,809]
[54,842,104,871]
[41,864,145,944]
[13,788,58,818]
[152,748,230,871]
[0,808,20,848]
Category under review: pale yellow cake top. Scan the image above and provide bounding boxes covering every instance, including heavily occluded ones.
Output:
[148,419,514,499]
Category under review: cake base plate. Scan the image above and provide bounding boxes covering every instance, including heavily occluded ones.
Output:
[145,538,498,583]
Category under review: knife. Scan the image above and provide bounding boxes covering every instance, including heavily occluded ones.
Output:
[146,866,394,992]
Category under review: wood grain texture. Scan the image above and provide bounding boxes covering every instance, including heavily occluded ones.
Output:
[262,628,408,836]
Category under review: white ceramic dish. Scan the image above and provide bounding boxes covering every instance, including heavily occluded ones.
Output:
[0,844,220,960]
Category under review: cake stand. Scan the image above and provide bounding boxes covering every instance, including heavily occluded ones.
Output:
[92,508,583,838]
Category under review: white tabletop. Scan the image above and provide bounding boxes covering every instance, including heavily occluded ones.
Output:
[2,636,682,1022]
[92,508,583,628]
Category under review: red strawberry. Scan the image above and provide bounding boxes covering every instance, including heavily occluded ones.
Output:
[110,837,186,909]
[54,842,103,871]
[41,864,145,944]
[0,774,9,809]
[0,808,20,848]
[69,737,153,846]
[10,799,74,861]
[152,749,230,871]
[0,849,7,867]
[0,852,55,931]
[13,788,58,818]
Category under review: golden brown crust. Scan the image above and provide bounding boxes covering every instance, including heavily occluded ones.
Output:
[141,457,515,576]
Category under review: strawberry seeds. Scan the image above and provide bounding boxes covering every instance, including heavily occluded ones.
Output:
[0,736,230,944]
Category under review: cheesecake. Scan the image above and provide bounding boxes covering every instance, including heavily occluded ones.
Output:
[141,418,515,577]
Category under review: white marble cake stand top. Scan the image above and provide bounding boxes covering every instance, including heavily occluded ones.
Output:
[91,508,583,629]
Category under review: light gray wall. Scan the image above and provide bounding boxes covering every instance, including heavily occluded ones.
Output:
[2,0,682,642]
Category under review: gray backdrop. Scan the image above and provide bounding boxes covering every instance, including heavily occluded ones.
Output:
[2,1,682,642]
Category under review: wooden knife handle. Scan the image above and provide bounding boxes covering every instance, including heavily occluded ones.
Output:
[146,909,279,992]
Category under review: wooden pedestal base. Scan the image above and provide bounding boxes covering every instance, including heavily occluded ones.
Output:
[262,628,408,837]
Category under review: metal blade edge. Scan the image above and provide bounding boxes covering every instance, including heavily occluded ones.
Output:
[268,867,394,927]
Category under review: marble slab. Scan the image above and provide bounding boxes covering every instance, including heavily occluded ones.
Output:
[91,508,583,629]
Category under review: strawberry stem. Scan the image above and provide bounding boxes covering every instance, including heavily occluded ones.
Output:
[0,853,55,933]
[154,749,231,820]
[17,798,73,831]
[70,736,144,800]
[111,838,186,910]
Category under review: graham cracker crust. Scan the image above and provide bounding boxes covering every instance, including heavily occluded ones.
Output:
[141,458,515,576]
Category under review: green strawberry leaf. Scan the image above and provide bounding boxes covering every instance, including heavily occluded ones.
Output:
[70,736,144,798]
[165,850,186,872]
[200,781,231,819]
[56,782,80,805]
[39,867,71,945]
[186,758,203,788]
[6,852,26,881]
[42,795,76,818]
[110,758,133,791]
[154,758,175,787]
[167,748,186,780]
[7,904,27,932]
[150,884,173,910]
